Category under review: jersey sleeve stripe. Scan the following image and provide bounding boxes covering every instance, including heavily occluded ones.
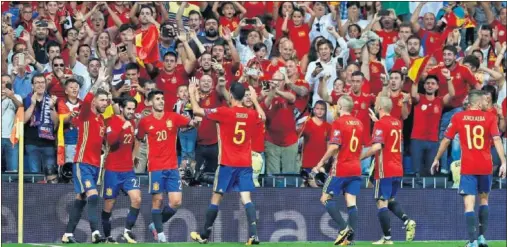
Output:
[76,121,89,163]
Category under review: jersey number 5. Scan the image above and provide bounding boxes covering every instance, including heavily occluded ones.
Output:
[464,125,484,149]
[233,122,246,144]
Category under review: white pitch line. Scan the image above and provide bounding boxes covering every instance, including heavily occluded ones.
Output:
[29,243,62,247]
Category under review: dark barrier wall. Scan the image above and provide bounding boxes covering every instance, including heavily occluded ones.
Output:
[1,184,506,243]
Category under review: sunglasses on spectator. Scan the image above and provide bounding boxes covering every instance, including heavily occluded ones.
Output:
[53,64,65,67]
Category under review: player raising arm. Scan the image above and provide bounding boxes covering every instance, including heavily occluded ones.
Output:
[431,90,506,247]
[188,77,264,245]
[360,97,416,245]
[312,95,363,246]
[61,89,109,244]
[100,97,141,243]
[137,90,194,243]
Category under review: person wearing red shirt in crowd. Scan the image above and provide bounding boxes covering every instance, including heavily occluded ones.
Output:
[462,55,504,89]
[42,1,63,34]
[298,101,331,180]
[313,95,363,246]
[410,73,455,177]
[60,28,79,66]
[360,96,417,245]
[242,87,266,187]
[137,90,192,243]
[243,2,274,19]
[189,81,264,245]
[194,52,218,82]
[194,74,224,180]
[482,2,506,44]
[156,33,196,111]
[285,58,310,123]
[378,71,411,122]
[274,2,295,39]
[432,90,506,247]
[263,71,298,175]
[101,97,140,244]
[368,10,399,59]
[46,56,73,100]
[386,23,422,72]
[465,25,500,68]
[411,2,442,56]
[282,8,310,61]
[481,85,505,169]
[56,79,82,166]
[391,35,422,92]
[240,59,264,100]
[212,2,245,34]
[61,89,109,244]
[135,5,162,67]
[427,45,481,174]
[104,3,131,28]
[211,29,241,87]
[362,39,387,95]
[266,39,297,79]
[17,4,35,34]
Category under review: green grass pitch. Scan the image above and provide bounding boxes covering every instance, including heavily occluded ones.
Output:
[4,241,507,247]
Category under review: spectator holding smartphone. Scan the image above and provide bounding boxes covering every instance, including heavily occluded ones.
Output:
[1,74,23,173]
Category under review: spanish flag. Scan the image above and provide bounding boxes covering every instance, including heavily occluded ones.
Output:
[9,107,24,146]
[56,114,70,166]
[407,56,430,84]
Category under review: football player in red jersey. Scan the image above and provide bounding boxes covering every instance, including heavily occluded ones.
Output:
[189,77,265,245]
[432,90,506,247]
[313,95,363,245]
[360,96,416,245]
[62,88,109,244]
[137,90,193,242]
[100,97,140,243]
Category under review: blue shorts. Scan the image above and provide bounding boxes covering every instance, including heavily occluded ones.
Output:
[374,177,402,200]
[459,175,492,195]
[323,176,361,196]
[149,169,181,194]
[73,163,100,194]
[101,170,140,199]
[213,165,255,193]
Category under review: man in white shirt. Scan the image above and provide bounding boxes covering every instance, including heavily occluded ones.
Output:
[1,74,23,172]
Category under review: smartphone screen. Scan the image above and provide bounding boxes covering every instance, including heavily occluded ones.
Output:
[18,53,25,66]
[124,79,131,86]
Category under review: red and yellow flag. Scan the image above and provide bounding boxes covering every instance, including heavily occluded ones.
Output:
[407,56,431,84]
[10,107,24,146]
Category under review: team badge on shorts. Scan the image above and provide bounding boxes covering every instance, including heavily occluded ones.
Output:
[153,182,160,191]
[85,180,92,188]
[106,188,113,196]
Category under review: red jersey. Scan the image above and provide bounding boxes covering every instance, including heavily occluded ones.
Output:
[289,24,311,60]
[389,93,411,121]
[428,64,478,108]
[265,95,298,147]
[376,30,398,58]
[73,93,106,167]
[106,4,130,28]
[444,110,500,175]
[491,20,506,44]
[350,92,376,145]
[275,18,294,40]
[418,29,442,56]
[301,118,331,169]
[369,60,386,95]
[219,16,240,34]
[136,112,190,171]
[105,115,135,172]
[243,2,270,18]
[372,115,404,179]
[204,106,258,167]
[197,91,222,145]
[329,115,364,177]
[411,95,443,142]
[293,79,310,113]
[156,65,189,111]
[248,103,265,153]
[46,68,73,100]
[222,61,241,88]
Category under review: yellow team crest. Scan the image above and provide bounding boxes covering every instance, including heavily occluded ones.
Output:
[371,65,379,74]
[205,98,211,106]
[166,120,173,128]
[153,182,160,191]
[85,180,92,188]
[106,188,113,196]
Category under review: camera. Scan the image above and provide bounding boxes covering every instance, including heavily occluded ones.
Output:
[161,24,176,38]
[245,19,256,25]
[262,81,270,91]
[5,83,12,90]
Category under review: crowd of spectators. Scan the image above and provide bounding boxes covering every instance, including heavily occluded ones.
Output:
[1,1,506,185]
